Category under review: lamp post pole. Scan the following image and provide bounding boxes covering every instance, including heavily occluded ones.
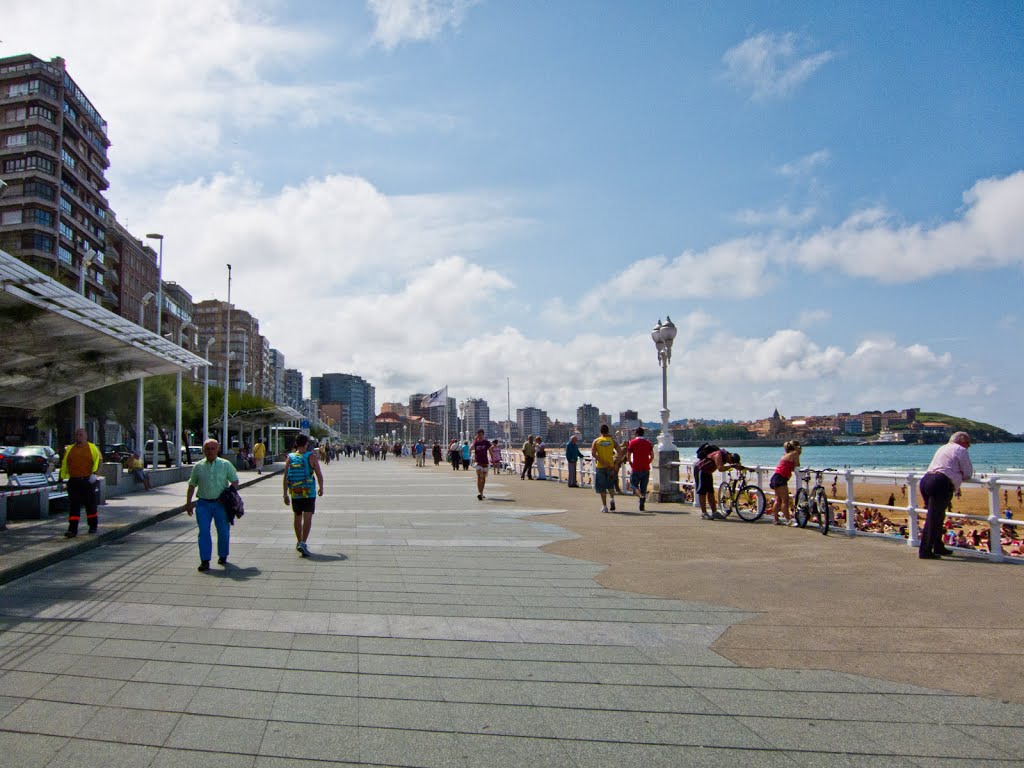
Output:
[146,234,164,467]
[651,316,681,502]
[74,248,96,429]
[136,292,155,455]
[203,337,216,441]
[222,264,232,453]
[174,322,196,467]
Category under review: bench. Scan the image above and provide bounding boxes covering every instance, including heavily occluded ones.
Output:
[3,472,68,522]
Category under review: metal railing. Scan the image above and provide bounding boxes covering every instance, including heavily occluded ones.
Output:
[672,459,1023,563]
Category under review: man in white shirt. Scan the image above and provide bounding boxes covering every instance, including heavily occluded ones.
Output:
[918,432,973,560]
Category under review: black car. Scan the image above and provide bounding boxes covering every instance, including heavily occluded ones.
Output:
[0,446,18,473]
[7,445,59,475]
[103,443,134,463]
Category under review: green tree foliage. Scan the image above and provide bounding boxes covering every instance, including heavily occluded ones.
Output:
[915,412,1020,442]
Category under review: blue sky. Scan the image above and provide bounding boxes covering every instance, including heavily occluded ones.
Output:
[7,1,1024,431]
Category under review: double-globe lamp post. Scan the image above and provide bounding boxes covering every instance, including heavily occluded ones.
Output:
[136,292,155,456]
[651,317,677,452]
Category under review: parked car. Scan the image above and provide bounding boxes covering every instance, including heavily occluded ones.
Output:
[103,443,134,463]
[6,445,59,475]
[143,440,204,466]
[0,446,18,473]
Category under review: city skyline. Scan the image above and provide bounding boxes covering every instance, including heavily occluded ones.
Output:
[5,2,1022,431]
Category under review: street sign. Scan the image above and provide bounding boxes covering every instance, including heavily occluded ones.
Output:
[300,419,310,430]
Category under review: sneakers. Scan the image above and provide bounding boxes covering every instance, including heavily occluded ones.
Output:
[197,561,210,572]
[217,557,228,566]
[609,500,616,512]
[639,498,645,511]
[296,542,303,552]
[298,541,309,558]
[601,506,610,514]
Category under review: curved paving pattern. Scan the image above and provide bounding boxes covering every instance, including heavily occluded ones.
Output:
[0,459,1021,767]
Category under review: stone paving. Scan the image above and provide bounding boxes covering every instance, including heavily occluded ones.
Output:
[0,457,1021,767]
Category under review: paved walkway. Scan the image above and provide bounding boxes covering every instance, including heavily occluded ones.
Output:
[0,458,1021,766]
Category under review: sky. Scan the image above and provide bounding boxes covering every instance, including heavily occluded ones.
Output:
[6,1,1024,432]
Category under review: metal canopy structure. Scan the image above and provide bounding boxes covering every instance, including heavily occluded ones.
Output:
[225,406,304,430]
[0,250,208,410]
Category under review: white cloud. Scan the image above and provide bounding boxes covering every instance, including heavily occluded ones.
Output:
[368,0,476,50]
[734,204,817,228]
[722,31,834,101]
[794,171,1024,281]
[778,149,832,178]
[797,309,831,328]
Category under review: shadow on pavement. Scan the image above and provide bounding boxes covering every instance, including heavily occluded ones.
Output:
[305,552,348,562]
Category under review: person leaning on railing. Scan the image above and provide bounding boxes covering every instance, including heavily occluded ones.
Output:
[918,432,973,560]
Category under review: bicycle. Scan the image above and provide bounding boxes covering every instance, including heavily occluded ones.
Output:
[717,468,767,522]
[793,468,835,534]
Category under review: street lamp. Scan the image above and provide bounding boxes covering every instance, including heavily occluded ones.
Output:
[222,264,232,454]
[136,292,155,454]
[652,316,677,452]
[146,234,164,467]
[174,322,196,467]
[200,336,216,442]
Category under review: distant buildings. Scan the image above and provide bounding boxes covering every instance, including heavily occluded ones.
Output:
[576,404,600,442]
[283,369,303,409]
[312,373,376,439]
[463,398,490,436]
[517,406,548,440]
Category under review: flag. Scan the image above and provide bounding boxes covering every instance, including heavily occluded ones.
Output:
[421,387,447,409]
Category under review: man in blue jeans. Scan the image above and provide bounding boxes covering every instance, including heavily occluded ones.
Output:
[186,439,239,572]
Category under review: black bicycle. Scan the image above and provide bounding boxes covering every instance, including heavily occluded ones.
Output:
[794,468,834,534]
[717,468,767,522]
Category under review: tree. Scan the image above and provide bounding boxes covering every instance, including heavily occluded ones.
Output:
[85,381,137,453]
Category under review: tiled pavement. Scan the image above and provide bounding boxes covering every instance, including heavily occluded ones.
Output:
[0,458,1021,767]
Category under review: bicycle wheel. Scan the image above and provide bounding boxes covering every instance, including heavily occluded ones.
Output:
[793,488,810,528]
[717,481,733,518]
[735,485,767,521]
[812,487,830,535]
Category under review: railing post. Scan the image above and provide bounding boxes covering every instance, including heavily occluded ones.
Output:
[844,470,857,536]
[906,473,919,547]
[987,476,1004,563]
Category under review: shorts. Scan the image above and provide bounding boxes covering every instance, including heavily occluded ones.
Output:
[291,497,316,514]
[594,467,616,493]
[694,470,715,496]
[769,473,790,489]
[630,470,650,495]
[474,463,488,472]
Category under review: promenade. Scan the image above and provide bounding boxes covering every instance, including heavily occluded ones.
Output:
[0,457,1021,767]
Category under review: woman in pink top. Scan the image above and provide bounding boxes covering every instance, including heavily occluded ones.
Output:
[768,440,802,525]
[489,440,503,475]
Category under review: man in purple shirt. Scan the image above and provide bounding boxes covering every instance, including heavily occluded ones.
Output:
[471,429,491,500]
[918,432,974,559]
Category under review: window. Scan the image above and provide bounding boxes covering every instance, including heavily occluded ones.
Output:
[58,245,73,264]
[1,210,23,225]
[24,180,56,200]
[29,105,55,122]
[4,107,26,122]
[24,233,54,252]
[59,222,74,240]
[4,132,27,147]
[7,81,30,97]
[61,148,75,168]
[63,102,78,121]
[30,209,54,226]
[59,197,72,214]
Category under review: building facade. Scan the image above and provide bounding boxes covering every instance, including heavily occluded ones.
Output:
[283,369,303,408]
[0,54,112,305]
[576,403,601,442]
[268,349,286,404]
[463,398,490,436]
[312,373,376,439]
[517,407,548,441]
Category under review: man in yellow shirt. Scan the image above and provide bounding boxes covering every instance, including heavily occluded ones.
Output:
[253,439,266,475]
[590,424,618,513]
[59,428,102,537]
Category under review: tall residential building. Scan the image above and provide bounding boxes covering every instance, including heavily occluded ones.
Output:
[107,221,159,328]
[162,281,197,353]
[268,349,286,404]
[576,403,601,442]
[380,402,409,418]
[193,300,264,395]
[547,420,576,445]
[428,397,457,440]
[283,369,303,408]
[517,407,548,441]
[463,398,490,436]
[312,373,375,439]
[408,393,427,419]
[0,54,112,304]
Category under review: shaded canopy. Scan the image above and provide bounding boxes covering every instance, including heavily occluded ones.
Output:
[0,250,208,410]
[226,406,305,430]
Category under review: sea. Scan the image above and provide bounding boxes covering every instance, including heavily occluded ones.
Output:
[688,443,1024,475]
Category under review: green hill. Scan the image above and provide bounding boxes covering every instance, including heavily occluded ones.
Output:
[916,412,1021,442]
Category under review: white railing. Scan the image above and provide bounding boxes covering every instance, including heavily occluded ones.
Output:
[499,450,632,489]
[672,459,1024,563]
